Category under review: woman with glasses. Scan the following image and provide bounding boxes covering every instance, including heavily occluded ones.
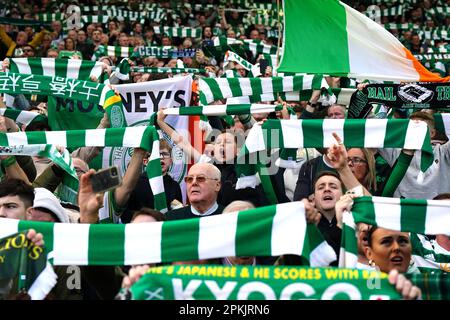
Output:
[326,133,376,196]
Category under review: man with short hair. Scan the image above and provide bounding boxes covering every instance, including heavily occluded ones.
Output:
[326,104,346,119]
[165,162,223,220]
[312,171,343,261]
[0,179,34,220]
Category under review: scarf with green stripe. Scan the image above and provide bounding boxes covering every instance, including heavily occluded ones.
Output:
[153,26,202,39]
[0,108,47,127]
[433,113,450,138]
[339,196,450,269]
[0,126,167,213]
[129,265,402,300]
[0,71,127,129]
[410,233,450,275]
[112,58,204,81]
[199,74,326,105]
[7,58,114,131]
[92,45,196,61]
[236,119,434,189]
[223,51,261,78]
[0,201,336,266]
[9,58,104,80]
[163,104,282,116]
[0,231,57,300]
[0,144,76,180]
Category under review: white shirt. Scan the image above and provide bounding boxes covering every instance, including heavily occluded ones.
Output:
[191,202,219,217]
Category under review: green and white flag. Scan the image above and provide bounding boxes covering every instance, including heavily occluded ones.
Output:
[0,201,336,266]
[0,126,167,213]
[0,71,126,128]
[6,58,112,131]
[236,119,434,189]
[339,196,450,269]
[199,74,325,105]
[242,39,278,56]
[129,265,401,300]
[9,57,104,80]
[223,50,261,77]
[278,0,449,82]
[0,108,47,127]
[153,26,202,38]
[410,233,450,275]
[350,196,450,236]
[91,45,136,61]
[0,144,77,180]
[0,231,57,300]
[434,113,450,138]
[163,104,282,116]
[131,67,206,74]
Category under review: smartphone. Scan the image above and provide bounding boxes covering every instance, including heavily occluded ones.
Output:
[259,59,269,74]
[202,39,214,47]
[89,166,122,193]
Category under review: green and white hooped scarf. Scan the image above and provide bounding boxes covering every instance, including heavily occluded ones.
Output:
[0,201,336,266]
[236,119,434,189]
[0,126,167,213]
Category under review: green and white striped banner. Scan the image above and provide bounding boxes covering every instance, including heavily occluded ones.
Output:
[81,15,110,25]
[426,46,450,54]
[426,7,450,18]
[92,45,136,60]
[339,196,450,269]
[35,13,66,22]
[434,113,450,138]
[417,28,449,41]
[383,23,420,31]
[0,71,124,127]
[130,67,205,74]
[0,144,76,180]
[350,196,450,235]
[411,233,450,274]
[153,26,202,38]
[244,14,278,27]
[0,202,336,266]
[0,126,166,212]
[163,104,282,116]
[224,51,255,72]
[0,108,46,127]
[236,119,434,189]
[243,39,278,56]
[9,58,104,80]
[199,75,325,105]
[414,53,450,63]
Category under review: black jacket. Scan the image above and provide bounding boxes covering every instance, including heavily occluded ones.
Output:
[120,173,183,223]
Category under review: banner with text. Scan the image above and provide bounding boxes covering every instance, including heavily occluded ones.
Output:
[106,76,192,198]
[130,265,402,300]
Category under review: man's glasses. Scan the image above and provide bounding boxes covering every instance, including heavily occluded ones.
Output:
[184,175,219,184]
[347,157,367,165]
[160,152,171,159]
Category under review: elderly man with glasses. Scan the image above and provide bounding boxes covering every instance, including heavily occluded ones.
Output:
[165,162,223,221]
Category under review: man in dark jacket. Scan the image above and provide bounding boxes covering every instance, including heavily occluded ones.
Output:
[165,162,223,221]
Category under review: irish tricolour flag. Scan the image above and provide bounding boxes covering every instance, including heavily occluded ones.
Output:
[278,0,450,82]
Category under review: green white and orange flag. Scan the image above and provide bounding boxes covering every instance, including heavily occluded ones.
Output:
[278,0,450,82]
